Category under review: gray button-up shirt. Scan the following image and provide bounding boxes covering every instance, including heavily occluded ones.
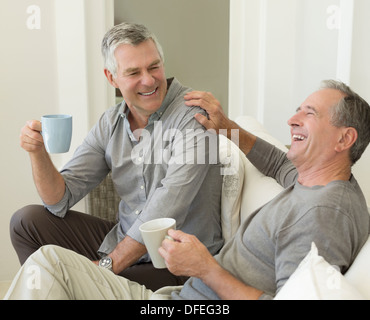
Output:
[45,78,224,262]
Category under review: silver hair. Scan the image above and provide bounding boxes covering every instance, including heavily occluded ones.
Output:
[321,80,370,165]
[101,22,164,77]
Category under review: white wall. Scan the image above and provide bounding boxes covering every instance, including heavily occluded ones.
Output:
[229,0,370,205]
[350,0,370,208]
[0,0,114,281]
[0,0,59,282]
[53,0,115,168]
[229,0,342,142]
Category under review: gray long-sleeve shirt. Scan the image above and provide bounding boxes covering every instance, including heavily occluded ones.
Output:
[44,78,224,261]
[175,137,370,300]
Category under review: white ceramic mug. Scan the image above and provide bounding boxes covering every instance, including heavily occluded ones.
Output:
[41,114,72,153]
[139,218,176,269]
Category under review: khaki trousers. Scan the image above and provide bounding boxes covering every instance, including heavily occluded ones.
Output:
[4,245,182,300]
[10,205,187,291]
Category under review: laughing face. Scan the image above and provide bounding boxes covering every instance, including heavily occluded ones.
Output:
[286,88,347,170]
[105,39,167,119]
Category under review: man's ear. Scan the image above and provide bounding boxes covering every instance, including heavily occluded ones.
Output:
[335,127,358,153]
[104,69,118,88]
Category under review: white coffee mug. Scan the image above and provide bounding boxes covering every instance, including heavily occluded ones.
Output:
[139,218,176,269]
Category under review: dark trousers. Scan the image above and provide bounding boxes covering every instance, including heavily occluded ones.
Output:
[9,205,187,291]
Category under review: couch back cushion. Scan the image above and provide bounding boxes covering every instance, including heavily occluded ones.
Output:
[235,116,287,222]
[219,135,246,241]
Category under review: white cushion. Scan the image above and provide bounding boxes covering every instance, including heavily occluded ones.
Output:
[219,116,289,240]
[275,243,365,300]
[234,116,287,222]
[219,135,245,242]
[219,116,288,241]
[345,236,370,299]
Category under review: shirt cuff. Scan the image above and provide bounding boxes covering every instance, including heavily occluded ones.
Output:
[42,188,69,218]
[126,217,145,245]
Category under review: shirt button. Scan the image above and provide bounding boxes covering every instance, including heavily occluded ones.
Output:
[135,210,140,215]
[140,185,144,190]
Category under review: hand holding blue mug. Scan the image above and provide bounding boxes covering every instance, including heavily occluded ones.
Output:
[41,115,72,154]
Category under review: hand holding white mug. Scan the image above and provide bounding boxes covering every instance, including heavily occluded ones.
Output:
[159,229,219,279]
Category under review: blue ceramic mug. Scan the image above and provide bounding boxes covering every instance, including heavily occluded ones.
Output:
[41,114,72,153]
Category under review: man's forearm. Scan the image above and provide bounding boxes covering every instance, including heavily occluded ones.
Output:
[201,262,263,300]
[29,150,66,205]
[231,121,257,156]
[108,235,147,274]
[160,230,264,300]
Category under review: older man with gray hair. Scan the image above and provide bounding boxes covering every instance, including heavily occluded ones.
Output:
[10,22,223,291]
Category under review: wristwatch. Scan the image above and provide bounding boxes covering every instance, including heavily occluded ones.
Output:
[99,256,113,272]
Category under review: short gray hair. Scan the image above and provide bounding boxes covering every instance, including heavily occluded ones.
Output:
[101,22,164,77]
[321,80,370,165]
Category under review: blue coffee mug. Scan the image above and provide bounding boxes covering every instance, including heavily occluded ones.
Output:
[41,114,72,153]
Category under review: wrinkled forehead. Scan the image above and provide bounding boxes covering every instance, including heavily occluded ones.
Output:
[301,88,347,113]
[114,40,163,71]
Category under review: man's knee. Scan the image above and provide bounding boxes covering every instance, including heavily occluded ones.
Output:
[10,205,48,237]
[10,205,51,264]
[34,244,65,264]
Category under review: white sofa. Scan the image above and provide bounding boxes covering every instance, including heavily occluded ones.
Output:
[220,116,370,300]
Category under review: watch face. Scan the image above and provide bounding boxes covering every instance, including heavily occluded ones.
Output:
[100,257,112,268]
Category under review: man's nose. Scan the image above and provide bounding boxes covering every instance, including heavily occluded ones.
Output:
[287,112,303,127]
[140,71,155,87]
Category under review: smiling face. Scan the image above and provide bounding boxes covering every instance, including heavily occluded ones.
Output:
[104,39,167,119]
[286,88,348,171]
